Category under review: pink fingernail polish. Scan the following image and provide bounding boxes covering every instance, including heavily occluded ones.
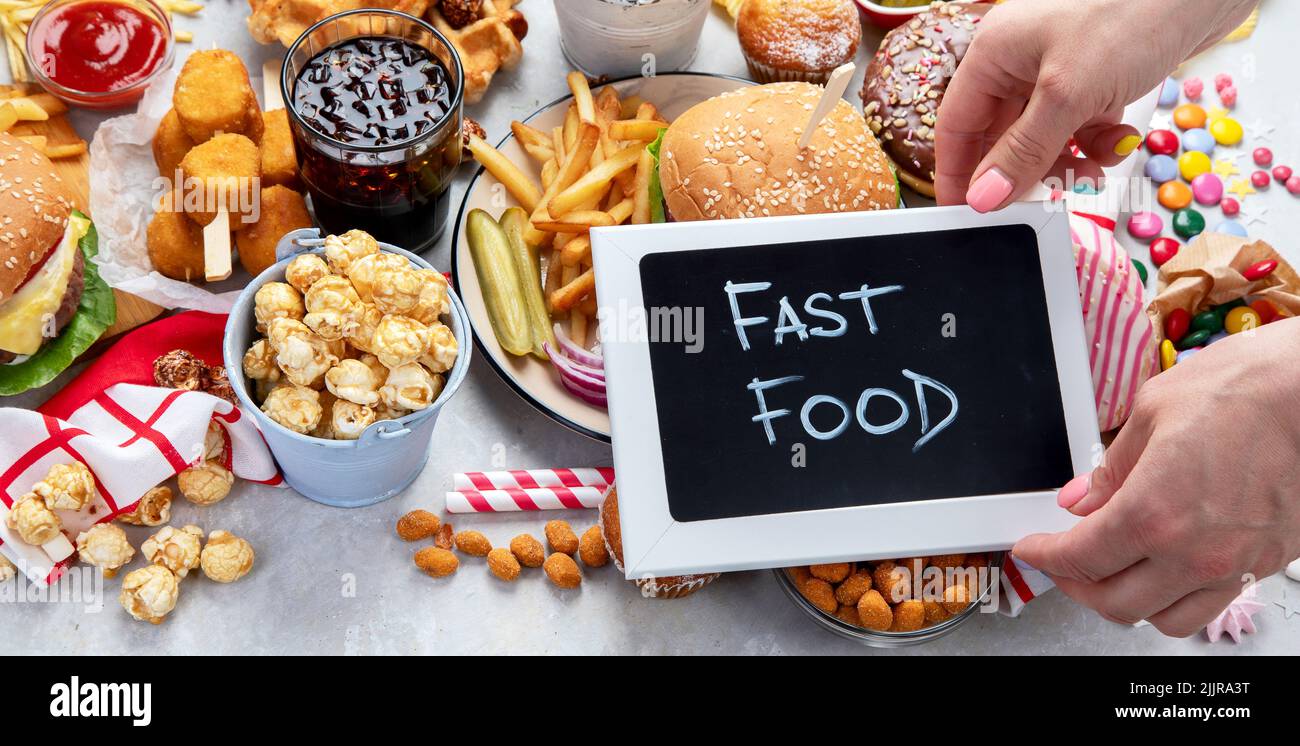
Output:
[966,168,1013,213]
[1057,472,1091,509]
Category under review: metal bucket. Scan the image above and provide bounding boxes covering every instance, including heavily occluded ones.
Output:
[222,228,473,508]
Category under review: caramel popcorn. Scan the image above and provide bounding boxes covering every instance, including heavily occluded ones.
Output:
[118,486,173,527]
[331,399,376,440]
[120,565,180,624]
[323,229,380,275]
[202,421,227,462]
[267,317,338,387]
[284,252,331,293]
[310,390,338,439]
[204,366,236,404]
[142,524,204,578]
[76,523,135,578]
[0,554,15,583]
[379,364,443,411]
[253,281,305,333]
[178,461,234,506]
[420,322,459,374]
[370,265,423,317]
[5,493,61,545]
[303,275,362,342]
[32,462,96,511]
[261,384,323,434]
[325,358,384,406]
[346,252,408,303]
[200,530,255,583]
[372,400,411,422]
[243,339,281,383]
[409,268,451,325]
[345,302,385,354]
[153,349,207,391]
[371,315,431,369]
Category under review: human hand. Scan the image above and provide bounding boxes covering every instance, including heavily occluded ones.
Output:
[935,0,1258,211]
[1013,318,1300,637]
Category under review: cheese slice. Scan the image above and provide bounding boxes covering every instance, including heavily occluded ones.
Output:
[0,214,89,356]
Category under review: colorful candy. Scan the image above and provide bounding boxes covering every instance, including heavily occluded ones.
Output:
[1176,328,1211,350]
[1207,331,1229,345]
[1157,77,1179,107]
[1250,170,1270,189]
[1159,339,1177,370]
[1157,181,1193,210]
[1190,173,1223,206]
[1243,260,1277,281]
[1220,197,1240,216]
[1182,77,1203,101]
[1218,86,1237,108]
[1253,148,1273,166]
[1273,165,1293,182]
[1181,127,1215,154]
[1150,236,1180,267]
[1224,306,1260,334]
[1191,310,1223,334]
[1144,154,1179,183]
[1287,176,1300,195]
[1175,348,1200,364]
[1164,308,1191,342]
[1173,103,1207,130]
[1127,211,1164,239]
[1178,151,1212,181]
[1209,117,1243,146]
[1172,208,1205,239]
[1131,258,1148,285]
[1145,129,1179,155]
[1214,73,1233,93]
[1213,219,1248,237]
[1250,298,1277,324]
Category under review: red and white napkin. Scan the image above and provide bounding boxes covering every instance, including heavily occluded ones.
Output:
[0,312,279,586]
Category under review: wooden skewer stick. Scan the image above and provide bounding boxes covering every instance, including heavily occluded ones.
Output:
[262,58,284,110]
[798,62,856,150]
[203,205,232,282]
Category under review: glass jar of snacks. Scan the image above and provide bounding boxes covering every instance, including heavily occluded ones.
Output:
[553,0,712,79]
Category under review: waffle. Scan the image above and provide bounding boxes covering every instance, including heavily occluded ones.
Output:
[247,0,525,104]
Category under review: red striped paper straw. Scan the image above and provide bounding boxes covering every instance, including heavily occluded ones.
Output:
[445,486,606,513]
[453,468,614,492]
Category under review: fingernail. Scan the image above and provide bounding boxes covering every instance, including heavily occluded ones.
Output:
[1057,472,1091,509]
[966,168,1013,213]
[1113,134,1141,157]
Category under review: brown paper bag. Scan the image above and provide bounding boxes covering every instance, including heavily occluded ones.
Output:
[1146,233,1300,343]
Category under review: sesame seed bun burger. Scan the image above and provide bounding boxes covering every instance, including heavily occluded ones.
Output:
[652,82,898,222]
[0,133,115,395]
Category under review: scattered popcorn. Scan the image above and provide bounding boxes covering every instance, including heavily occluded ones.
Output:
[330,399,376,440]
[32,462,96,511]
[253,281,305,333]
[178,461,234,506]
[0,554,15,583]
[202,421,227,463]
[379,363,442,411]
[152,349,207,391]
[118,485,173,527]
[284,252,331,293]
[119,565,180,624]
[142,525,204,578]
[323,229,380,274]
[5,493,61,545]
[326,358,384,406]
[200,530,255,583]
[76,523,135,578]
[261,384,323,434]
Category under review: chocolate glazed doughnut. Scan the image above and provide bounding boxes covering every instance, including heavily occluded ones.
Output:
[860,2,991,197]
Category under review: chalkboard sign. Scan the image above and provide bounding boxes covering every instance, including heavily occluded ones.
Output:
[594,205,1099,577]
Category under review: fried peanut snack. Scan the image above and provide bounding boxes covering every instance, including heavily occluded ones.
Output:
[345,252,408,303]
[942,581,973,615]
[142,524,204,578]
[254,282,305,333]
[835,604,863,627]
[509,533,544,568]
[323,229,380,275]
[872,560,912,604]
[119,565,180,624]
[434,522,454,550]
[371,315,431,370]
[379,363,442,411]
[76,523,135,578]
[303,274,362,342]
[236,186,313,276]
[32,462,96,511]
[414,546,459,577]
[178,461,234,506]
[284,252,331,294]
[261,384,323,434]
[543,552,582,589]
[118,486,173,527]
[856,589,893,632]
[5,493,60,545]
[173,49,262,144]
[330,399,376,440]
[267,318,338,387]
[809,563,851,583]
[923,599,953,626]
[153,109,194,177]
[396,509,440,541]
[147,194,205,282]
[200,530,255,583]
[325,358,383,406]
[420,323,458,374]
[834,570,873,607]
[578,526,608,568]
[544,520,579,556]
[890,599,926,632]
[454,530,491,557]
[487,547,521,581]
[242,339,282,384]
[179,133,262,229]
[799,577,838,614]
[259,108,299,188]
[408,268,451,325]
[928,554,966,570]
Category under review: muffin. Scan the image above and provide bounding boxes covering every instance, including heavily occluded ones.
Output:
[860,2,989,197]
[599,486,718,599]
[736,0,862,85]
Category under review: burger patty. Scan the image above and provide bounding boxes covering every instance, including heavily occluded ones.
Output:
[0,251,84,365]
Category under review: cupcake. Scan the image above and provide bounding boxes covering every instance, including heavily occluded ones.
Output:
[736,0,862,85]
[599,485,718,599]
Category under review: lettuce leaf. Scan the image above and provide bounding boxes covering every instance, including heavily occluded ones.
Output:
[647,128,668,224]
[0,212,117,396]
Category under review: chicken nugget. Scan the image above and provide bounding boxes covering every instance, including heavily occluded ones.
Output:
[809,562,851,583]
[798,578,837,615]
[180,133,261,230]
[235,186,313,275]
[153,109,194,178]
[856,589,893,631]
[147,194,205,282]
[260,109,299,188]
[834,570,873,606]
[173,49,261,143]
[890,599,926,632]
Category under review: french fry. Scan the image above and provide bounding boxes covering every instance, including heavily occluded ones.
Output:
[44,141,88,159]
[551,126,565,164]
[608,119,666,142]
[5,96,48,121]
[548,143,641,217]
[563,105,578,152]
[607,195,634,225]
[17,134,46,150]
[595,86,621,124]
[631,148,654,224]
[544,248,563,309]
[511,120,551,150]
[635,102,665,123]
[560,235,591,267]
[550,268,596,312]
[566,71,596,124]
[466,134,543,213]
[619,95,645,120]
[540,159,558,189]
[24,92,66,116]
[0,102,16,131]
[532,211,616,234]
[578,296,598,316]
[522,142,555,165]
[532,121,599,221]
[570,309,588,347]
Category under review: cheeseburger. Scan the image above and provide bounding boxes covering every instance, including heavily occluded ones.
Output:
[654,82,898,222]
[0,133,114,395]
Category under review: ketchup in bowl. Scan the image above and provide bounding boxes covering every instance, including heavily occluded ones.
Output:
[26,0,173,109]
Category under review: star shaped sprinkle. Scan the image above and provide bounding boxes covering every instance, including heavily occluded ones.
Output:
[1213,159,1240,177]
[1148,113,1172,131]
[1275,588,1300,620]
[1228,178,1257,199]
[1242,204,1269,227]
[1245,118,1275,143]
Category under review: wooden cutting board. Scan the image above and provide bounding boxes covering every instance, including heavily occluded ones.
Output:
[5,92,163,340]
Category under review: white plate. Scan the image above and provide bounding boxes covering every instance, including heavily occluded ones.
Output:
[451,72,754,442]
